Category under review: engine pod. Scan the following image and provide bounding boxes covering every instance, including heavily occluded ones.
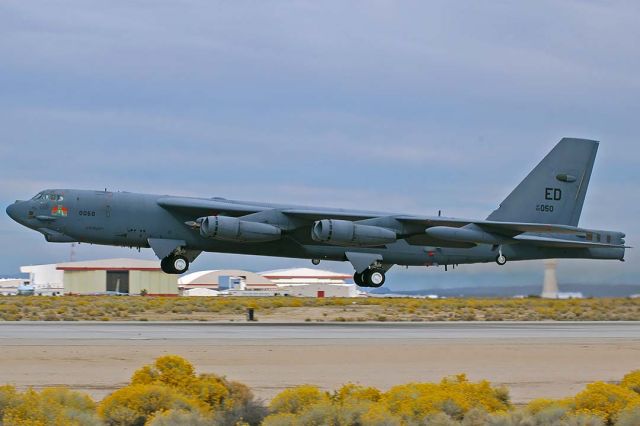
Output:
[311,219,396,247]
[200,216,281,242]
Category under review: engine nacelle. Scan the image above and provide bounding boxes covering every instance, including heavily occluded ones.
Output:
[200,216,281,242]
[311,219,396,247]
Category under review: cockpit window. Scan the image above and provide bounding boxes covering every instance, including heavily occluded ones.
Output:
[32,192,63,201]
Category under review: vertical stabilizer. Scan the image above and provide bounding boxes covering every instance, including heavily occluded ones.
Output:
[487,138,598,226]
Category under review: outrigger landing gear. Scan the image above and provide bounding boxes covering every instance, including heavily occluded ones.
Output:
[161,254,189,274]
[353,268,386,288]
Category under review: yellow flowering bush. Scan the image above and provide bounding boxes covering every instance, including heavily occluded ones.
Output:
[268,385,330,414]
[382,374,510,421]
[2,387,99,426]
[526,397,572,414]
[131,355,197,392]
[98,384,206,425]
[333,383,381,404]
[2,355,640,425]
[620,370,640,394]
[573,381,640,424]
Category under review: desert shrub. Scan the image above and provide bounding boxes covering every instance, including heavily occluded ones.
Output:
[461,407,491,425]
[262,412,299,426]
[191,374,230,409]
[131,355,197,392]
[269,385,330,415]
[2,387,100,426]
[129,355,265,424]
[572,382,640,424]
[526,397,569,414]
[382,374,510,422]
[620,370,640,394]
[334,383,381,404]
[216,379,267,425]
[334,400,378,425]
[295,400,340,425]
[359,403,403,426]
[0,385,20,419]
[615,406,640,426]
[146,408,212,425]
[98,384,205,426]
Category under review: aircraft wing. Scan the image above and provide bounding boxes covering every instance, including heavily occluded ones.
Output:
[513,234,629,248]
[395,216,591,236]
[157,197,263,216]
[281,208,385,222]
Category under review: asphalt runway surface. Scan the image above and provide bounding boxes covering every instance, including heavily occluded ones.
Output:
[2,321,640,340]
[1,322,639,403]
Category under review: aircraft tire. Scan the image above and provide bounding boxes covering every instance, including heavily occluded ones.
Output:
[364,269,385,288]
[353,272,367,287]
[171,255,189,274]
[495,254,507,266]
[160,257,175,274]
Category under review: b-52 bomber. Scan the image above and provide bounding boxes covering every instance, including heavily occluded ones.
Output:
[6,138,627,288]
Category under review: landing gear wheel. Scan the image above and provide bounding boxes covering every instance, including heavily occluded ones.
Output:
[161,255,189,274]
[311,259,321,266]
[160,257,173,274]
[495,254,507,266]
[353,272,366,287]
[171,255,189,274]
[364,269,386,288]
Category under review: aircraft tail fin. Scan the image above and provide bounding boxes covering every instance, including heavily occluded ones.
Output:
[486,138,598,226]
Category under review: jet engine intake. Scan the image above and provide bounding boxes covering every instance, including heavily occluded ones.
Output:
[199,216,281,242]
[311,219,396,247]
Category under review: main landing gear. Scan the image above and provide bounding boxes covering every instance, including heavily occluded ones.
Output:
[495,246,507,266]
[161,254,189,274]
[354,269,386,288]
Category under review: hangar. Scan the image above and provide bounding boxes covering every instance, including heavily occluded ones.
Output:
[22,258,178,296]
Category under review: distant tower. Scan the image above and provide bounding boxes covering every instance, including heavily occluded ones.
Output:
[70,243,77,262]
[541,259,559,299]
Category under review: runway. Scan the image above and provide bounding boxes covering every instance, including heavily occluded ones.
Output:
[1,322,639,403]
[2,321,639,341]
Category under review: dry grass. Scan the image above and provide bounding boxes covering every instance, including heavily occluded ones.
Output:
[0,295,639,322]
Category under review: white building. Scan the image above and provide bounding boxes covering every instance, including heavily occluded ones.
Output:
[180,267,361,297]
[178,269,278,293]
[0,278,30,296]
[261,268,359,298]
[20,264,64,295]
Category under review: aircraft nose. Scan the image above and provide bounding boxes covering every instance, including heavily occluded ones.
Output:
[6,202,22,222]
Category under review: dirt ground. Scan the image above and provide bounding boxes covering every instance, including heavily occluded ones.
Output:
[2,337,639,404]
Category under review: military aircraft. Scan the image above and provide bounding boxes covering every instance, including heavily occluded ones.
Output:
[6,138,627,288]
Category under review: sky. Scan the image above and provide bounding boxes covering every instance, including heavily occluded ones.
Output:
[0,1,638,290]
